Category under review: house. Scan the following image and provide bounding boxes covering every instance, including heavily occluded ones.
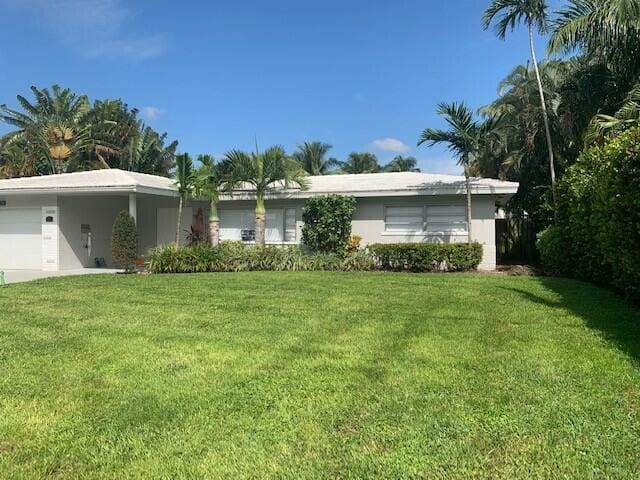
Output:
[0,169,518,271]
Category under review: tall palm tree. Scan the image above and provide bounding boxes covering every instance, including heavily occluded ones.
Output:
[549,0,640,66]
[224,146,308,246]
[292,141,339,175]
[483,0,558,214]
[418,102,501,243]
[173,153,195,245]
[339,152,381,173]
[384,155,420,172]
[194,154,227,246]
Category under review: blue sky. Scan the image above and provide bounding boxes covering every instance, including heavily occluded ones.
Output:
[0,0,563,174]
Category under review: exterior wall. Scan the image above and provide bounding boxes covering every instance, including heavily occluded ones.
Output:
[219,195,497,269]
[57,195,128,269]
[351,195,496,270]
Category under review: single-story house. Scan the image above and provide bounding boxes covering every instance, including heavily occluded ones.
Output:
[0,169,518,271]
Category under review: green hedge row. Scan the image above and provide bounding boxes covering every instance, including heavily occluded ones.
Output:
[147,241,483,274]
[368,243,483,272]
[146,242,375,273]
[537,127,640,303]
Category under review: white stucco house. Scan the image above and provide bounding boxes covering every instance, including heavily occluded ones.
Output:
[0,169,518,272]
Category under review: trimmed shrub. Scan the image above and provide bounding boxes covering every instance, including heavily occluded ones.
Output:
[302,195,357,253]
[368,243,483,272]
[111,211,138,272]
[146,244,375,274]
[538,127,640,302]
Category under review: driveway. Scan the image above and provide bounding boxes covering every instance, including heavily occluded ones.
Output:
[1,268,121,284]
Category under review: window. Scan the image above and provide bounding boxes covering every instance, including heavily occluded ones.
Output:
[425,205,467,234]
[284,208,297,242]
[384,204,468,234]
[219,209,255,241]
[385,206,424,232]
[219,208,297,243]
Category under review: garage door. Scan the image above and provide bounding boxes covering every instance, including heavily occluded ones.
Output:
[0,209,42,270]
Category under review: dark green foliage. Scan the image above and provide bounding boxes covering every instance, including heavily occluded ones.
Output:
[301,195,357,253]
[146,242,374,274]
[111,211,138,272]
[537,127,640,302]
[368,243,483,272]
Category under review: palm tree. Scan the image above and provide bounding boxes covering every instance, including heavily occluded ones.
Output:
[292,141,339,175]
[224,146,308,246]
[194,154,227,246]
[384,155,420,172]
[418,102,501,243]
[339,152,381,173]
[483,0,558,214]
[173,153,195,245]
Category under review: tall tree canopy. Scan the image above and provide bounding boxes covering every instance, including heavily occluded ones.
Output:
[0,85,177,178]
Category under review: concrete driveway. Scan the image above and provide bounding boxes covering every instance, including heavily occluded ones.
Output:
[2,268,121,285]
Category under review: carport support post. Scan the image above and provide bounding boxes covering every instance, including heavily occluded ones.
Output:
[128,193,137,224]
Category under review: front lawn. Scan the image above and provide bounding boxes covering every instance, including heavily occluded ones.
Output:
[0,273,639,478]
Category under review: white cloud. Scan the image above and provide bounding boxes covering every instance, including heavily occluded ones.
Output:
[141,106,163,120]
[0,0,166,61]
[369,138,411,153]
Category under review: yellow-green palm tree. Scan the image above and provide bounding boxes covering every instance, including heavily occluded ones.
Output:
[483,0,558,214]
[224,146,308,246]
[173,153,195,245]
[194,154,228,246]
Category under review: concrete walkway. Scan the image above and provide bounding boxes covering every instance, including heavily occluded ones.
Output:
[2,268,121,284]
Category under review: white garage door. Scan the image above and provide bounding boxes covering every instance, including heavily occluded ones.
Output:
[0,208,42,270]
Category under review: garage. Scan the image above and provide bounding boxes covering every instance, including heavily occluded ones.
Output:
[0,208,42,270]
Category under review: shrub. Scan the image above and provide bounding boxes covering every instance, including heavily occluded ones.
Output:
[538,127,640,302]
[302,195,356,253]
[111,211,138,272]
[368,243,483,272]
[146,244,376,274]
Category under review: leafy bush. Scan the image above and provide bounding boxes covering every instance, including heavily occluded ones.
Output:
[346,235,362,253]
[368,243,483,272]
[111,211,138,272]
[146,243,374,274]
[538,127,640,302]
[302,195,356,253]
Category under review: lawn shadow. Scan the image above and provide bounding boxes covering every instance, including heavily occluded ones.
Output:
[500,277,640,365]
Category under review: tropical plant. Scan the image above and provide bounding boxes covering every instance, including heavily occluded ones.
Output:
[0,85,178,177]
[338,152,381,173]
[173,153,195,245]
[292,141,339,175]
[418,102,502,243]
[224,146,309,246]
[483,0,558,214]
[383,155,420,172]
[194,154,228,246]
[301,195,357,253]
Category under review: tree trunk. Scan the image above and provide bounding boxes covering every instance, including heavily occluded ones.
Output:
[465,166,473,244]
[529,23,558,219]
[254,194,266,247]
[176,196,183,245]
[209,200,220,247]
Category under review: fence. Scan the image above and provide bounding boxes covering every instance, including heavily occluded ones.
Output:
[496,218,538,265]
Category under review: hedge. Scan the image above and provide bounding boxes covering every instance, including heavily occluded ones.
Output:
[146,242,375,273]
[147,241,483,274]
[537,127,640,303]
[366,243,483,272]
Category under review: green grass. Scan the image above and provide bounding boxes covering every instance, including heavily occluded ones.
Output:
[0,272,639,479]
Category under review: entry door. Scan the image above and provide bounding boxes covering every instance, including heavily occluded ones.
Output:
[157,207,193,245]
[0,208,42,270]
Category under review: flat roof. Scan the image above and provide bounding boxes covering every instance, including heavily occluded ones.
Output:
[0,169,519,198]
